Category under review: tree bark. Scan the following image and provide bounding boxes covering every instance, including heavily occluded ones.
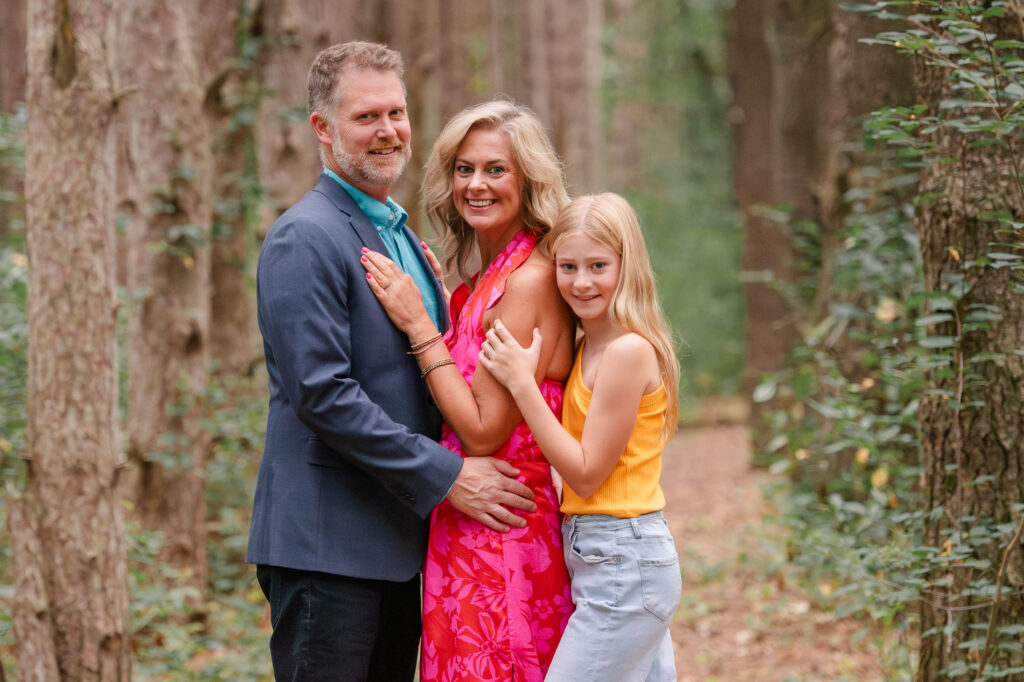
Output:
[914,23,1024,677]
[543,0,601,194]
[115,0,214,605]
[253,0,358,229]
[11,0,131,677]
[198,0,261,373]
[727,0,912,389]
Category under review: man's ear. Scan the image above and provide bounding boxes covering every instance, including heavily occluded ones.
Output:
[310,112,332,146]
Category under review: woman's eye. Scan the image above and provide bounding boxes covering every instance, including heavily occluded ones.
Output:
[488,166,506,176]
[455,165,473,174]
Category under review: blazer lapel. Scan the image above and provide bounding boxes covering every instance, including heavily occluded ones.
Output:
[313,173,388,252]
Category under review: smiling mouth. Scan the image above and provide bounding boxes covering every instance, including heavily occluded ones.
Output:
[467,200,495,208]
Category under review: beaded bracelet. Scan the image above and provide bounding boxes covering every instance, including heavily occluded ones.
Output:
[408,331,444,354]
[420,358,455,378]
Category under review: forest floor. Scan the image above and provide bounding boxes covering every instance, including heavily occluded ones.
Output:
[663,399,887,681]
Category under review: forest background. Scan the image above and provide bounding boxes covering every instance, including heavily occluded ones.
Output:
[1,0,1023,680]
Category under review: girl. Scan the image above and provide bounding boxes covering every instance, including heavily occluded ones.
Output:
[479,192,682,682]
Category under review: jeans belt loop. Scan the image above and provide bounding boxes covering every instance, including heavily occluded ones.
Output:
[629,516,642,538]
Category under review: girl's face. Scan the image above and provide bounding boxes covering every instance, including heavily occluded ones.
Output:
[451,128,523,240]
[554,232,622,321]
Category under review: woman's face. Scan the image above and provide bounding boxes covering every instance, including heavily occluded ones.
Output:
[452,128,523,240]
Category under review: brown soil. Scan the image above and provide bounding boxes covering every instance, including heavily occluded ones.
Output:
[661,421,887,681]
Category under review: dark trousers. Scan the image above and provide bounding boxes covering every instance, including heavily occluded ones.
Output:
[256,565,421,682]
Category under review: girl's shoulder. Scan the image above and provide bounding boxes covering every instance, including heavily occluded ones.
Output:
[603,332,656,361]
[597,333,661,393]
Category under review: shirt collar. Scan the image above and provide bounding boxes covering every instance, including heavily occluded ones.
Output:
[324,168,408,232]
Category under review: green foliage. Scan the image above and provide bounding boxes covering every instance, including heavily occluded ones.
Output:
[131,371,271,680]
[603,0,746,405]
[760,2,1024,679]
[0,105,26,680]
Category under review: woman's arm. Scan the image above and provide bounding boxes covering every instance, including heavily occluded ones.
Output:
[362,248,571,455]
[481,325,658,497]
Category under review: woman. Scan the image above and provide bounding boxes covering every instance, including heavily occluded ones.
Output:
[361,99,575,681]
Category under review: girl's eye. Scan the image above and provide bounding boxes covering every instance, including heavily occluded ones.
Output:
[592,262,605,270]
[559,263,576,272]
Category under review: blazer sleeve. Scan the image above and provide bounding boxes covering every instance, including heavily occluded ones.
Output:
[257,213,462,518]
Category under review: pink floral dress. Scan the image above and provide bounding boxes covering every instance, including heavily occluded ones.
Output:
[420,230,573,682]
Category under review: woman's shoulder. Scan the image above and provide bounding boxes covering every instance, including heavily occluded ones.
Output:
[502,250,556,298]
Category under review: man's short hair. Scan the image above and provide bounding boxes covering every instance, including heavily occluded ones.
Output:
[307,41,405,120]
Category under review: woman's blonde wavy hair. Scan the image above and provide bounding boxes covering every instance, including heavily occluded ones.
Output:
[549,193,681,440]
[421,99,569,283]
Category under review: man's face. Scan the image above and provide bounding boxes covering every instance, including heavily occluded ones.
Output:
[324,68,412,195]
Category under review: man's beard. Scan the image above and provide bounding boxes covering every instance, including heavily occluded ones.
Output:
[331,125,411,189]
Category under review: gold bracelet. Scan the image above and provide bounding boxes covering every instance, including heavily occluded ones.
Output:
[408,331,444,353]
[420,358,455,378]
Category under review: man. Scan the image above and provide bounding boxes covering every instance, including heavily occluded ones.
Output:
[247,41,537,681]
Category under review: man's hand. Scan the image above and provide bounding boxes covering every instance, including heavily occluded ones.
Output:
[446,457,537,532]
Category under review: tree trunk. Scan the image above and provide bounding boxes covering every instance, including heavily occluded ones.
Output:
[116,0,214,605]
[543,0,601,194]
[11,0,131,678]
[253,0,358,230]
[914,25,1024,678]
[727,0,912,403]
[199,0,261,373]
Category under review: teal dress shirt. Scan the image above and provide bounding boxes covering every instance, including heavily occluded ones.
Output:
[325,169,442,329]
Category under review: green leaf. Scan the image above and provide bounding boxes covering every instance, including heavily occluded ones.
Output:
[920,335,958,348]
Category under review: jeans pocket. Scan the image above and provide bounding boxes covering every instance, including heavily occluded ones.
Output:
[639,555,682,621]
[570,529,620,565]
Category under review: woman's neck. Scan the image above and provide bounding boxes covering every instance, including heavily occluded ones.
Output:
[475,221,525,270]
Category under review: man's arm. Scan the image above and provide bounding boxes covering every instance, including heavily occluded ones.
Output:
[259,216,533,528]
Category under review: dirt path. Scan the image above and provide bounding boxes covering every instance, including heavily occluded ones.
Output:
[661,424,884,681]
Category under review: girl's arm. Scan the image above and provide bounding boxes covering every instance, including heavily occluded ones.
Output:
[481,322,658,497]
[362,248,571,455]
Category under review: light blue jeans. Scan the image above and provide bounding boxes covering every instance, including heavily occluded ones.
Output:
[545,511,681,682]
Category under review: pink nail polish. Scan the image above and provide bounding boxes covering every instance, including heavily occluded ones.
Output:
[361,247,368,253]
[366,273,372,279]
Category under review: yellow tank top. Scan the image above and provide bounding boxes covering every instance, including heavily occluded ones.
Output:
[559,340,669,517]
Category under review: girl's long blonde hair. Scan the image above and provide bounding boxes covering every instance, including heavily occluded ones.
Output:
[421,99,569,283]
[548,193,681,440]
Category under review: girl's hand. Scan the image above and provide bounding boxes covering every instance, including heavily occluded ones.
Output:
[361,248,435,339]
[420,241,452,305]
[479,319,542,393]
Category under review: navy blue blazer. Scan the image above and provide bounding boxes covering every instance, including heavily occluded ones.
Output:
[246,174,463,581]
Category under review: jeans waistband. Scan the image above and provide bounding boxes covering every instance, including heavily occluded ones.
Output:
[564,510,666,537]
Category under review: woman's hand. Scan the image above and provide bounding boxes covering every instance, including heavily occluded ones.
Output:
[420,241,452,305]
[479,319,542,395]
[361,248,436,339]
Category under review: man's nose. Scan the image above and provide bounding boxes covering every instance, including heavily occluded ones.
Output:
[376,118,396,139]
